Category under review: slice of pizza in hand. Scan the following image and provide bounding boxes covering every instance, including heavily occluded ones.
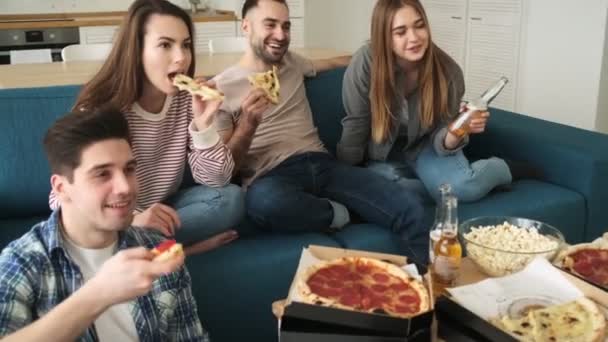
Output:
[172,74,225,101]
[248,65,280,105]
[151,239,184,262]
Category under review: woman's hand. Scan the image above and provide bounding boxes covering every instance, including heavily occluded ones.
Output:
[191,77,223,131]
[132,203,181,237]
[467,110,490,134]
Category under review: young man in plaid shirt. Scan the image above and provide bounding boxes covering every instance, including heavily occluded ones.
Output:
[0,107,208,341]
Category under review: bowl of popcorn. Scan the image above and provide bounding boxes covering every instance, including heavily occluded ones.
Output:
[460,217,565,277]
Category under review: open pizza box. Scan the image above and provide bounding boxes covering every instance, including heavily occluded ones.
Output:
[277,245,434,342]
[434,257,608,342]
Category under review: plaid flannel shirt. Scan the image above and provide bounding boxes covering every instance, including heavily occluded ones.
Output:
[0,210,209,341]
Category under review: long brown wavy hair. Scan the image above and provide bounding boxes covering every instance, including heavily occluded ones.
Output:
[370,0,450,143]
[74,0,196,112]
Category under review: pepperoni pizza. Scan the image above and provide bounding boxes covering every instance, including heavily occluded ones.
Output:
[556,244,608,288]
[295,257,430,318]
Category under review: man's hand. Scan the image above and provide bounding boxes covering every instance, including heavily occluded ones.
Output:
[240,88,270,129]
[132,203,181,236]
[191,77,223,131]
[86,247,184,308]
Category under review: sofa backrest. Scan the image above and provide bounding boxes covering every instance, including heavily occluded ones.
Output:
[305,67,347,155]
[0,69,348,220]
[0,85,80,219]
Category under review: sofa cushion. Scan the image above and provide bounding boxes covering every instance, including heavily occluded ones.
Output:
[186,233,341,342]
[306,68,346,156]
[0,216,49,250]
[0,85,79,219]
[460,180,586,242]
[466,108,608,242]
[331,223,401,255]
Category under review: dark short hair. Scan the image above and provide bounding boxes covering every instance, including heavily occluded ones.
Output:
[43,107,131,181]
[241,0,288,19]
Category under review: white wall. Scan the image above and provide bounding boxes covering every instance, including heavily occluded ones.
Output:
[596,5,608,134]
[304,0,608,132]
[0,0,191,14]
[305,0,375,53]
[516,0,608,131]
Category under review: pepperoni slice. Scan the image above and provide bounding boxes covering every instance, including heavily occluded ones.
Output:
[393,304,417,314]
[398,295,419,304]
[345,272,364,281]
[328,265,350,277]
[327,280,343,289]
[154,239,177,253]
[574,260,593,276]
[371,284,388,292]
[317,268,335,278]
[390,283,409,291]
[339,294,360,307]
[372,273,390,283]
[355,262,373,274]
[308,273,328,284]
[309,283,324,294]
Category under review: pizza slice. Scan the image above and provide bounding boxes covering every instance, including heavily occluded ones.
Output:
[172,74,225,101]
[151,239,184,262]
[490,314,536,342]
[530,297,605,342]
[492,298,606,342]
[555,241,608,288]
[248,65,280,105]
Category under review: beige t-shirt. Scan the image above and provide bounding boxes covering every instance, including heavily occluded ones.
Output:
[214,52,326,186]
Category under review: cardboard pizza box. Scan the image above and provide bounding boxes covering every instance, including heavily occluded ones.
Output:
[278,245,434,342]
[434,258,608,341]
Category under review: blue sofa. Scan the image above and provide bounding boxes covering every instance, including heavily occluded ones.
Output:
[1,67,608,342]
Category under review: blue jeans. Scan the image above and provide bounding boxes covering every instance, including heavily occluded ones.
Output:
[246,152,426,261]
[166,184,245,246]
[369,142,512,203]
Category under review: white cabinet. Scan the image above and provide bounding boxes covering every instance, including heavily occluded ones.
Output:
[423,0,468,69]
[289,18,305,48]
[79,26,119,44]
[287,0,305,18]
[193,21,237,53]
[423,0,523,111]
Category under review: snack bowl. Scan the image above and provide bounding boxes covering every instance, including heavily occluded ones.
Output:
[459,216,565,277]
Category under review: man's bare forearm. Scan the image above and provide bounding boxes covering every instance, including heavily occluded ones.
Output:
[313,55,352,73]
[226,121,258,171]
[2,283,107,342]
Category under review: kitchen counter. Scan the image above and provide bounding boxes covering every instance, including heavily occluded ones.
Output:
[0,48,351,89]
[0,10,237,30]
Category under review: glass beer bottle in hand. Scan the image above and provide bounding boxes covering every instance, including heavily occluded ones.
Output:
[449,76,509,138]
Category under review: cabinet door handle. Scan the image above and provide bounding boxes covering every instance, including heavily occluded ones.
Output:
[470,17,482,21]
[451,16,462,19]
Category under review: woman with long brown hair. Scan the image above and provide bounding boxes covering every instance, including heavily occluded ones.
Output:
[51,0,244,253]
[338,0,516,202]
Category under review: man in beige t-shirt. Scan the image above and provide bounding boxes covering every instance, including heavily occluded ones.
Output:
[212,0,427,261]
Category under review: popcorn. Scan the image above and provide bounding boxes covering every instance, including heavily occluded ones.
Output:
[463,221,561,277]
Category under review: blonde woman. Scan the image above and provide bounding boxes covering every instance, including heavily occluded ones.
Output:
[339,0,520,202]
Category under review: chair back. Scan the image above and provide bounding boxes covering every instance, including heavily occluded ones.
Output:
[61,43,112,62]
[208,37,247,54]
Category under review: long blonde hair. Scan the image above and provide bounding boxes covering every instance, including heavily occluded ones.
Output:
[370,0,450,143]
[74,0,196,112]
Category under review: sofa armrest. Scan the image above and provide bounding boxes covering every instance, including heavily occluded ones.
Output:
[466,108,608,241]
